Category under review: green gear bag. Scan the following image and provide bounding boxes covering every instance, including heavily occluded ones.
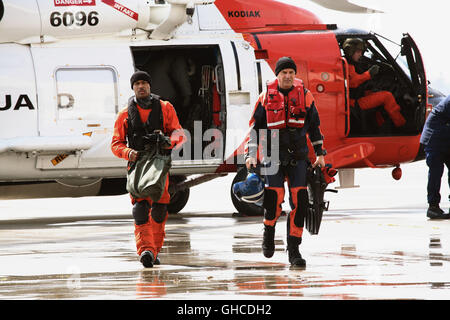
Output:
[126,148,172,202]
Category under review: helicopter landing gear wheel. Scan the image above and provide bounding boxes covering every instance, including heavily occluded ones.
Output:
[168,176,190,214]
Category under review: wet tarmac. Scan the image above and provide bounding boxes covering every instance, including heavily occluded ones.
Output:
[0,162,449,301]
[1,205,450,301]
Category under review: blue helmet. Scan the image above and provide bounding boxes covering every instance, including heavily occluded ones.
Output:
[233,172,265,203]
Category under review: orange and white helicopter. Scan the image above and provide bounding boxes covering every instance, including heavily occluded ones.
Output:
[0,0,444,214]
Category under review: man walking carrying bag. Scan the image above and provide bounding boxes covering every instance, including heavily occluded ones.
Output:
[111,71,185,268]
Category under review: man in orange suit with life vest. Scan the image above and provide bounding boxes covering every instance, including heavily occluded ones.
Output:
[111,70,185,268]
[343,38,406,129]
[245,57,326,267]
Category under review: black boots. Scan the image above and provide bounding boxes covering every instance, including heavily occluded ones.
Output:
[140,250,155,268]
[140,251,161,267]
[427,204,450,219]
[262,226,306,267]
[287,236,306,267]
[262,225,275,258]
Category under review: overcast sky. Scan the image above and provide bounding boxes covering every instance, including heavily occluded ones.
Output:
[278,0,449,95]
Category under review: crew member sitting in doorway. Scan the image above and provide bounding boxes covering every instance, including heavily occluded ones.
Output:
[343,38,406,131]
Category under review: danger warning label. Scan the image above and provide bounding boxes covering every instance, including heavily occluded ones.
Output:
[54,0,96,6]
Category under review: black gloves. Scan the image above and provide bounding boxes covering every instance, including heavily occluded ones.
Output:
[142,132,171,148]
[368,65,380,78]
[143,132,161,144]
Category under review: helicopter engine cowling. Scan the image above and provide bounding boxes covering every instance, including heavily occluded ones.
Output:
[0,0,214,44]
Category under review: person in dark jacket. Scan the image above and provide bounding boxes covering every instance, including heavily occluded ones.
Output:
[245,57,326,267]
[420,95,450,219]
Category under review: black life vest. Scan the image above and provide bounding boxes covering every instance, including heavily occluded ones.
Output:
[127,94,163,151]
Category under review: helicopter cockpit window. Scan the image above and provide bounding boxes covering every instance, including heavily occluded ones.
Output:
[374,35,411,80]
[363,40,386,61]
[55,67,119,121]
[340,35,421,137]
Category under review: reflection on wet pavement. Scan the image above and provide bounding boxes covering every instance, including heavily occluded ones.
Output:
[1,209,450,300]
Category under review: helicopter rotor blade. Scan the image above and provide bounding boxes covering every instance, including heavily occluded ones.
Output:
[310,0,384,13]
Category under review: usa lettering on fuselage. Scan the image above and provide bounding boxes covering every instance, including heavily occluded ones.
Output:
[0,94,35,110]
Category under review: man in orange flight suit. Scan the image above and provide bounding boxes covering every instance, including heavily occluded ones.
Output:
[111,70,185,268]
[343,38,406,128]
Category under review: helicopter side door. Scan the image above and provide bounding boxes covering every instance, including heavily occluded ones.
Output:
[31,45,134,170]
[219,39,259,165]
[401,33,428,131]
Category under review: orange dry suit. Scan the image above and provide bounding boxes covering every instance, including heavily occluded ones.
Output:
[348,62,406,127]
[245,78,325,244]
[111,94,185,259]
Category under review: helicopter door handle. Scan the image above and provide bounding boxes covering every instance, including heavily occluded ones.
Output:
[214,64,224,95]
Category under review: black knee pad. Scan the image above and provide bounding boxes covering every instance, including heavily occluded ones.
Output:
[263,189,279,221]
[151,203,168,223]
[293,189,308,228]
[132,201,150,225]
